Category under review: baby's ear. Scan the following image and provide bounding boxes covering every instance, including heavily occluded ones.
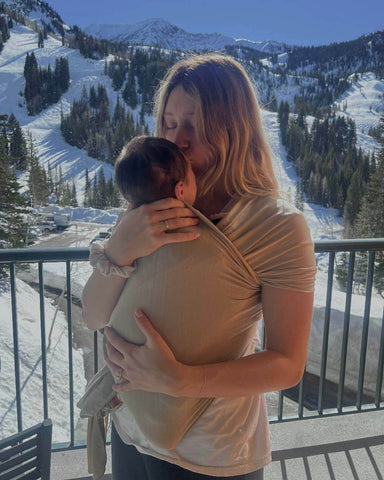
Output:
[174,181,184,200]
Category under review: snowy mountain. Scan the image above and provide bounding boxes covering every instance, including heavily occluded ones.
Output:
[84,18,288,54]
[2,0,68,36]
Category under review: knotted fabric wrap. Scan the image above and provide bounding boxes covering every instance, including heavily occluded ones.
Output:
[87,413,108,480]
[108,195,317,450]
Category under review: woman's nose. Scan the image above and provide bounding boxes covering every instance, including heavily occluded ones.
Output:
[173,128,189,150]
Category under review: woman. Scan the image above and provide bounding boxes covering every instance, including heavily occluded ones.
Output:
[82,53,317,479]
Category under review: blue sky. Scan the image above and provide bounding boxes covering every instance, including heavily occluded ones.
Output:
[47,0,384,46]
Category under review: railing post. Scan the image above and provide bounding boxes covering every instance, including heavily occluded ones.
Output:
[10,263,23,432]
[357,251,375,410]
[375,305,384,408]
[337,251,355,413]
[38,262,49,420]
[318,251,335,415]
[66,261,75,447]
[298,373,305,418]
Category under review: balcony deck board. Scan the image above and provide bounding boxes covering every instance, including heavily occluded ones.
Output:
[51,410,383,479]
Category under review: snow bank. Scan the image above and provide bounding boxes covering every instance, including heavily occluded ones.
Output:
[0,278,85,443]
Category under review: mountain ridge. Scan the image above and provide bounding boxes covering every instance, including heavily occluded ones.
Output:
[84,18,288,54]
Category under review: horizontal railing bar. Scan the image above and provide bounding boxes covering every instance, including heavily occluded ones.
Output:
[0,248,90,263]
[314,238,384,252]
[0,239,383,264]
[269,403,384,424]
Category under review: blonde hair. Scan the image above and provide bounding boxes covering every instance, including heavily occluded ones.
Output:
[153,53,279,198]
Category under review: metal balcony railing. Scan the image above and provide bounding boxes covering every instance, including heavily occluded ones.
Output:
[0,240,383,451]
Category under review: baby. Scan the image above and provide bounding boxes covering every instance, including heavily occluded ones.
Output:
[114,136,197,208]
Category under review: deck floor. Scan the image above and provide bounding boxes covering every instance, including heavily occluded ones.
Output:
[51,410,384,479]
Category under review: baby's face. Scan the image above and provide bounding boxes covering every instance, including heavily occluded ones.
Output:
[183,160,197,205]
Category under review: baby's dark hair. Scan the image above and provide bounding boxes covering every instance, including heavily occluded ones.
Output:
[115,136,188,208]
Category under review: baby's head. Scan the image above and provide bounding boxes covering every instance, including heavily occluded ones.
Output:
[115,136,197,208]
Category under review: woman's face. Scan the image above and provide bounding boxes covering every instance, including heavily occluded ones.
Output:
[163,85,211,179]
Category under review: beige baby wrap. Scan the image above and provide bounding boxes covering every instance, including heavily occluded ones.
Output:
[107,195,317,450]
[108,202,259,450]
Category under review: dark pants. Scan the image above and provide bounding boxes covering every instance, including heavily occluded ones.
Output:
[111,424,264,480]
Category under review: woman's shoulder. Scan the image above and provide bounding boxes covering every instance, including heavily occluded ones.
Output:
[220,193,306,234]
[224,194,316,292]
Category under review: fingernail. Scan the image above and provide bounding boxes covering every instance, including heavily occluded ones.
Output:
[135,309,143,318]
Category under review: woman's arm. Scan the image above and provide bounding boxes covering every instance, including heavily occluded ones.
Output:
[181,285,314,397]
[105,285,314,397]
[82,198,200,331]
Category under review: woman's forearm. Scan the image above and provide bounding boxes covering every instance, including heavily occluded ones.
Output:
[177,349,304,398]
[82,269,127,331]
[177,287,313,399]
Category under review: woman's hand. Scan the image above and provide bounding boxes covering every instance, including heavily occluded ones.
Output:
[104,198,200,267]
[104,310,185,397]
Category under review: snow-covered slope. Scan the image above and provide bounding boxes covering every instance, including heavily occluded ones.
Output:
[0,24,116,202]
[334,72,384,154]
[85,18,287,54]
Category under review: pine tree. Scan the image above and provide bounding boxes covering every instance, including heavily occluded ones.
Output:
[91,174,99,208]
[38,30,44,48]
[71,181,78,207]
[122,74,138,110]
[26,132,48,206]
[344,169,363,235]
[98,169,107,209]
[0,15,9,43]
[278,100,290,145]
[47,160,54,193]
[0,127,28,255]
[84,167,91,207]
[9,119,27,170]
[60,182,72,206]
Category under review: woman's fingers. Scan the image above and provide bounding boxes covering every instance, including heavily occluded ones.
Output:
[156,206,198,220]
[104,351,131,389]
[104,326,137,357]
[161,230,201,244]
[104,312,183,395]
[160,216,199,232]
[105,340,123,363]
[148,197,186,211]
[105,354,125,379]
[134,310,163,348]
[104,198,200,266]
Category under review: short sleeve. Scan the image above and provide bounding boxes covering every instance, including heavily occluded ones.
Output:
[237,198,317,293]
